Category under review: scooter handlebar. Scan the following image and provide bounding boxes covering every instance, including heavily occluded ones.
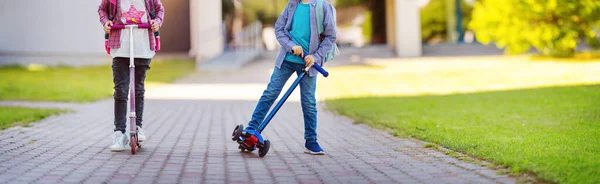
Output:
[301,54,329,77]
[110,23,152,30]
[104,24,159,54]
[313,64,329,77]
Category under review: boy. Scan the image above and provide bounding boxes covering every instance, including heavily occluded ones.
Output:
[98,0,164,152]
[244,0,337,155]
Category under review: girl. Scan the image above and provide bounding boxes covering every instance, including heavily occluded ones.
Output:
[98,0,164,152]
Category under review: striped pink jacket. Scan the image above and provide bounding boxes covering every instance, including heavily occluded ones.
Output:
[98,0,164,51]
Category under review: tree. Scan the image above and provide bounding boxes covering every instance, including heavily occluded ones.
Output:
[420,0,473,44]
[469,0,600,57]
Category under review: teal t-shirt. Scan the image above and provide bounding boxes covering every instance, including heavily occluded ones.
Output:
[284,2,311,64]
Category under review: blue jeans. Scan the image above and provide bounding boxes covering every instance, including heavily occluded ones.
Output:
[247,61,318,140]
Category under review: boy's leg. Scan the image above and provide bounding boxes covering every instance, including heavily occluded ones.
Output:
[133,58,151,127]
[112,58,130,133]
[247,62,295,131]
[298,70,318,141]
[298,67,324,155]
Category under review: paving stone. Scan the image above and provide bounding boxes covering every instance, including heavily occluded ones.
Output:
[0,55,514,184]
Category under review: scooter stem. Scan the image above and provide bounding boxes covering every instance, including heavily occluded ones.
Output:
[128,26,137,133]
[129,26,135,68]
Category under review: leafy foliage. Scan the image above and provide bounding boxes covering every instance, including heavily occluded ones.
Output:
[420,0,473,43]
[469,0,600,57]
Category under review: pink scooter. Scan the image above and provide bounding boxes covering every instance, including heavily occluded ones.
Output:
[108,23,153,154]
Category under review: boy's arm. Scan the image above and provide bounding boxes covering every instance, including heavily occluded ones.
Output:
[313,3,337,63]
[153,0,165,26]
[98,0,110,26]
[275,5,296,53]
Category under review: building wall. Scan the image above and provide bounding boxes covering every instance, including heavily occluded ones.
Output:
[0,0,192,67]
[160,0,191,53]
[190,0,223,62]
[0,0,108,66]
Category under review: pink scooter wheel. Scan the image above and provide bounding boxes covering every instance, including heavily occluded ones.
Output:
[130,136,137,154]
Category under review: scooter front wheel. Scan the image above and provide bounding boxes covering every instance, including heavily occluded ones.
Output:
[232,124,244,141]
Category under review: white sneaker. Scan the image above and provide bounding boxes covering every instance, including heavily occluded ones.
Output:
[110,131,128,152]
[137,126,146,143]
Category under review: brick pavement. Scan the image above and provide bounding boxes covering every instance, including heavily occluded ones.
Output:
[0,55,515,184]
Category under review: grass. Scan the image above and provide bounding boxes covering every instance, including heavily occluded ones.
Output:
[422,142,437,148]
[320,56,600,183]
[531,51,600,62]
[0,59,195,102]
[318,56,600,100]
[0,107,66,130]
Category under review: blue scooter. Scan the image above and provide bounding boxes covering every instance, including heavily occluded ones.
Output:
[231,54,329,157]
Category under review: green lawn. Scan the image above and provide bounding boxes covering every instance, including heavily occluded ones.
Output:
[0,59,195,102]
[0,107,66,130]
[321,56,600,183]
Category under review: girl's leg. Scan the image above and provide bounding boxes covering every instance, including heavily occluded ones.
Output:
[133,58,151,127]
[112,57,130,133]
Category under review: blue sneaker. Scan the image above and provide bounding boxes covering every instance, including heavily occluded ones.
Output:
[304,139,325,155]
[243,127,256,135]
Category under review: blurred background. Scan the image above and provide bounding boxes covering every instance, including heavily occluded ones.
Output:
[222,0,478,49]
[1,0,598,66]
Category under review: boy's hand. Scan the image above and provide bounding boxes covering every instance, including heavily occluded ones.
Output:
[304,55,315,67]
[292,45,304,56]
[150,20,160,32]
[104,21,113,34]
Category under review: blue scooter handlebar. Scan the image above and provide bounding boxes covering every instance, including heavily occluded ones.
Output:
[312,64,329,77]
[302,54,329,77]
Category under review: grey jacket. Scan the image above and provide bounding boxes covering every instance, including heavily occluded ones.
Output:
[274,0,337,77]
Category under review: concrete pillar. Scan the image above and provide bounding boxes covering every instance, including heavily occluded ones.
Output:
[394,0,422,57]
[190,0,223,62]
